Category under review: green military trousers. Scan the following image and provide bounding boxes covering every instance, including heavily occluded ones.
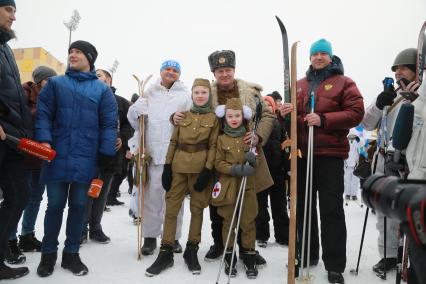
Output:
[162,172,212,246]
[217,187,258,250]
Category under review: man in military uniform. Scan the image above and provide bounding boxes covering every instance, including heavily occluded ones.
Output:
[173,50,275,265]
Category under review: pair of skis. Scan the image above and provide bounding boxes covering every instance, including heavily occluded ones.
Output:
[276,16,300,284]
[132,74,152,260]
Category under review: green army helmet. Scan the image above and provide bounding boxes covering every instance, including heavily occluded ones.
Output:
[391,48,417,72]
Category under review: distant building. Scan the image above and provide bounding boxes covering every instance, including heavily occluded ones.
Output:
[12,47,66,83]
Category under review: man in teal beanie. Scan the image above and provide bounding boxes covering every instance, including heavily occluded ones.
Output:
[310,38,333,58]
[279,38,364,284]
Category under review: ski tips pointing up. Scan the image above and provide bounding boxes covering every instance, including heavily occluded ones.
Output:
[275,16,287,34]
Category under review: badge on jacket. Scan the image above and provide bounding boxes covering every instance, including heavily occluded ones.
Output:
[324,84,333,91]
[212,181,222,199]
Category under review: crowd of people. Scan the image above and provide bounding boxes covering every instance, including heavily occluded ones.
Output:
[1,1,425,284]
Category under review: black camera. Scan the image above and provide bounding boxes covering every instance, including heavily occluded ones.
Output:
[362,175,426,283]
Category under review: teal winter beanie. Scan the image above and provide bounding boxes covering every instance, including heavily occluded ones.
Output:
[310,38,333,58]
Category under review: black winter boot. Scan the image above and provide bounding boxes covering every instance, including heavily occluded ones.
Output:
[173,240,182,253]
[18,232,42,252]
[255,250,267,268]
[372,257,397,274]
[5,239,26,264]
[61,252,88,276]
[239,249,267,268]
[327,271,344,284]
[204,243,224,262]
[89,230,111,244]
[183,242,201,274]
[242,250,258,279]
[106,197,124,206]
[141,237,157,255]
[0,262,29,280]
[224,248,237,277]
[37,252,57,277]
[145,244,174,277]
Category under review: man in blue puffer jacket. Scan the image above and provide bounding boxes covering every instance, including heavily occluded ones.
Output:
[34,40,118,278]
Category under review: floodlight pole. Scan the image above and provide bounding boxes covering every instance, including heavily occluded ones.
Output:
[64,10,81,47]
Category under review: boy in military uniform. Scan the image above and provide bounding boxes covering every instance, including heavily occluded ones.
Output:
[146,79,220,276]
[214,98,258,279]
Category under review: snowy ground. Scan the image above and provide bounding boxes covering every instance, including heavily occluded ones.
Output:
[12,185,399,284]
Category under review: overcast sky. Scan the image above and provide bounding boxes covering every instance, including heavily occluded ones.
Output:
[9,0,426,106]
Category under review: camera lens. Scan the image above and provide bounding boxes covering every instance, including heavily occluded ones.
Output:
[362,175,403,220]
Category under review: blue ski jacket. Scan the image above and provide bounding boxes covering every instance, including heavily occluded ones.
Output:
[36,69,118,184]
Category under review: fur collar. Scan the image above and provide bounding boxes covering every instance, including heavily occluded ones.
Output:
[211,78,263,108]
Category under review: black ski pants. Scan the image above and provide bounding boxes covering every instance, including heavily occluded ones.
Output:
[0,144,29,260]
[209,204,223,246]
[108,158,129,201]
[296,156,347,273]
[83,172,114,233]
[256,169,289,243]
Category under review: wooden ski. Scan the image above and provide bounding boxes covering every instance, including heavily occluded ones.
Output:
[288,41,299,284]
[133,74,152,260]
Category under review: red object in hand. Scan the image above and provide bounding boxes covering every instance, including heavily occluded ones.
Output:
[88,178,103,198]
[6,134,56,161]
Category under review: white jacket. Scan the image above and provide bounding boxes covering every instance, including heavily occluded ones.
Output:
[127,78,191,165]
[345,138,361,167]
[361,93,404,175]
[405,78,426,179]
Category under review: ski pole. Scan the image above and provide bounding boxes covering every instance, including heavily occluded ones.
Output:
[299,93,315,283]
[215,176,246,283]
[227,176,249,284]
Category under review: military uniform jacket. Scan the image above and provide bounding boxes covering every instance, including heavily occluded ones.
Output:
[212,134,254,206]
[166,111,220,173]
[211,79,274,192]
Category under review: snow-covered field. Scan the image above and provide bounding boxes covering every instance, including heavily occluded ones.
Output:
[12,186,398,284]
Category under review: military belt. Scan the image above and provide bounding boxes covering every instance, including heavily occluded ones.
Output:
[177,143,208,153]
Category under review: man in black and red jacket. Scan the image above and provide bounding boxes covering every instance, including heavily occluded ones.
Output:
[281,38,364,284]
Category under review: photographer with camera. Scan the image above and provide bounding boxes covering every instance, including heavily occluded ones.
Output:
[361,48,419,275]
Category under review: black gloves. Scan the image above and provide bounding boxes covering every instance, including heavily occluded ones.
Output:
[193,167,212,192]
[244,151,256,167]
[376,89,397,110]
[98,154,114,173]
[162,164,172,192]
[229,164,255,177]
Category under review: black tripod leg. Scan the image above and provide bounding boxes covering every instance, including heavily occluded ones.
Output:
[395,232,403,284]
[384,216,387,280]
[352,207,369,275]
